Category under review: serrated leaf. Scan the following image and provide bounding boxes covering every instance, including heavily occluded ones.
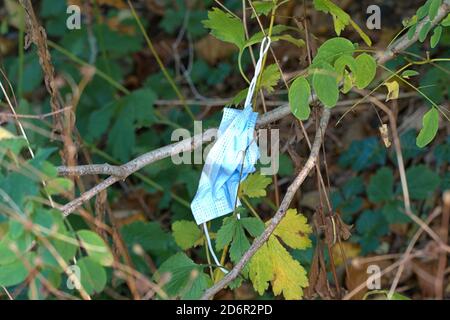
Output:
[406,165,440,200]
[312,62,339,107]
[155,252,211,299]
[240,217,265,237]
[384,80,399,101]
[215,217,236,251]
[430,25,442,48]
[416,108,439,147]
[354,53,377,89]
[260,64,281,93]
[251,1,276,17]
[313,0,371,46]
[273,209,312,249]
[202,8,245,49]
[289,77,311,120]
[367,167,394,203]
[240,173,272,198]
[76,230,114,267]
[172,220,202,250]
[249,236,309,299]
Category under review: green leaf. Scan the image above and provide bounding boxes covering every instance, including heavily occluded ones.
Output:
[240,217,265,237]
[407,23,417,40]
[441,14,450,26]
[172,220,202,250]
[334,54,357,77]
[419,21,432,42]
[260,64,281,93]
[215,217,236,251]
[406,165,440,200]
[354,53,377,89]
[289,77,311,120]
[367,167,394,203]
[0,257,29,287]
[202,8,245,49]
[240,172,272,198]
[356,210,389,254]
[401,70,420,78]
[417,0,432,19]
[252,1,276,17]
[216,217,263,266]
[155,252,211,299]
[428,0,442,20]
[430,25,442,48]
[312,62,339,107]
[416,108,439,147]
[381,200,411,224]
[107,108,135,162]
[76,230,114,267]
[313,0,371,45]
[76,257,107,295]
[121,221,174,255]
[313,37,355,64]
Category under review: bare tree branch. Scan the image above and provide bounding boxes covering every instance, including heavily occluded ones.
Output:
[201,108,331,300]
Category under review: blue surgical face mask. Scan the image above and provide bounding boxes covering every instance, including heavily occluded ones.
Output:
[190,37,271,274]
[191,37,271,225]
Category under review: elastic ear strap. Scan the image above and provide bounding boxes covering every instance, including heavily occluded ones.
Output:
[244,37,271,108]
[203,223,228,274]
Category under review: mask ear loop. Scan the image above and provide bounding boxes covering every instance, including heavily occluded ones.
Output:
[243,36,271,108]
[203,222,229,274]
[203,37,271,275]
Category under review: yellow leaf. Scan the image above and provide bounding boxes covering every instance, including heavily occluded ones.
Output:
[384,80,399,101]
[239,172,271,198]
[0,127,15,140]
[269,237,309,300]
[331,242,360,266]
[249,236,309,300]
[273,209,312,249]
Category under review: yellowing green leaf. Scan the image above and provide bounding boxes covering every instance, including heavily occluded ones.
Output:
[354,53,377,89]
[240,173,272,198]
[260,64,281,93]
[44,178,74,195]
[416,107,439,148]
[273,209,312,249]
[172,220,202,250]
[0,127,15,140]
[289,77,311,121]
[384,80,399,101]
[249,236,309,300]
[202,8,245,49]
